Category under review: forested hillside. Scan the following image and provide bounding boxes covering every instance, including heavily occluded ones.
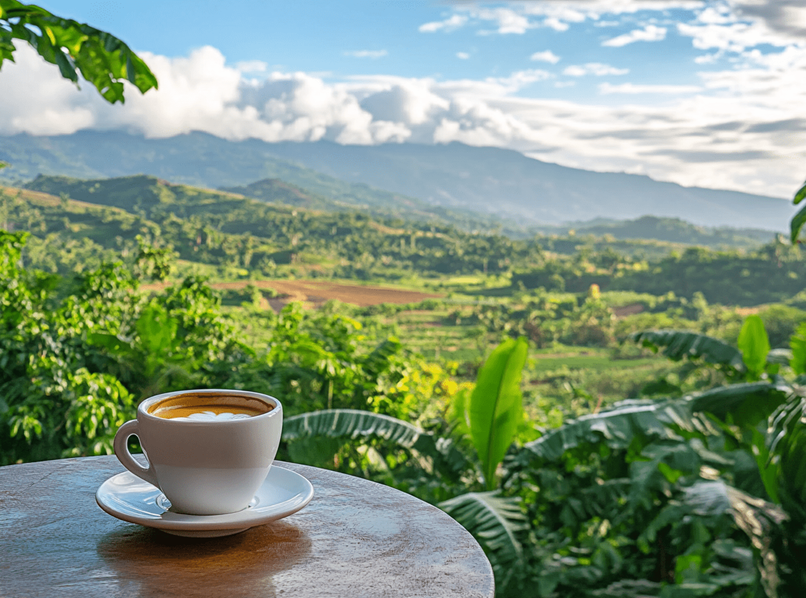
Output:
[0,131,795,229]
[1,174,799,306]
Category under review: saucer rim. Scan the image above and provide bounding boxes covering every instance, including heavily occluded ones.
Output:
[95,465,314,532]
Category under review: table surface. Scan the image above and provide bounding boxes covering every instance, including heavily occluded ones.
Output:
[0,456,494,598]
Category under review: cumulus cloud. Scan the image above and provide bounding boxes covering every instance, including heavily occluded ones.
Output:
[3,32,806,198]
[530,50,561,63]
[602,24,667,47]
[456,52,471,60]
[563,63,629,76]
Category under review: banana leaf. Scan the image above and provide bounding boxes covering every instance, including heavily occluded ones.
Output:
[283,409,438,458]
[439,490,528,594]
[630,330,744,371]
[738,315,770,378]
[518,400,694,463]
[469,336,528,490]
[686,382,789,428]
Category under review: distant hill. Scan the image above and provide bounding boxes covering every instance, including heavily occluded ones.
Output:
[0,130,795,230]
[559,216,775,249]
[0,131,515,234]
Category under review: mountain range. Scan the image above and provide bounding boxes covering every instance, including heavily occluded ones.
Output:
[0,130,795,231]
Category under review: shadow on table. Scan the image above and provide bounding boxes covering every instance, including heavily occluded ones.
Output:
[96,521,312,598]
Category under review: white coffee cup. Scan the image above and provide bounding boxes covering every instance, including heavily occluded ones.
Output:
[113,389,283,515]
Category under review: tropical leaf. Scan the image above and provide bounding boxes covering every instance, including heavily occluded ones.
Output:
[768,395,806,526]
[469,336,528,490]
[723,484,787,598]
[766,348,792,366]
[518,399,696,463]
[795,180,806,205]
[0,1,158,103]
[630,330,744,371]
[640,480,785,596]
[362,337,402,375]
[791,204,806,245]
[789,323,806,375]
[282,409,438,458]
[687,382,789,428]
[738,315,770,379]
[439,491,528,593]
[791,180,806,243]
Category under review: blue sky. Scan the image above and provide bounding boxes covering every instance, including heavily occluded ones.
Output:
[2,1,806,197]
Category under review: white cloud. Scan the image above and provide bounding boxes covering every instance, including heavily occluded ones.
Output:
[602,24,667,47]
[563,63,629,76]
[530,50,561,64]
[477,8,534,34]
[235,60,268,73]
[344,50,388,59]
[599,82,703,94]
[419,14,468,33]
[543,18,570,32]
[3,36,806,198]
[456,52,470,60]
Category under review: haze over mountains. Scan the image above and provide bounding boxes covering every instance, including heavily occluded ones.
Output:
[0,131,795,232]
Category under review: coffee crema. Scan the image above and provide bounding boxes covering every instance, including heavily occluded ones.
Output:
[148,392,273,420]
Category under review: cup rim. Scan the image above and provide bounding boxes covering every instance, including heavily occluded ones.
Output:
[137,389,282,424]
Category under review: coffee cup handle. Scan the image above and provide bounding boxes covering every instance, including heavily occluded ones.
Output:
[114,420,159,488]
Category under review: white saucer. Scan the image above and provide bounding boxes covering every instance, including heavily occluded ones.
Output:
[96,465,314,537]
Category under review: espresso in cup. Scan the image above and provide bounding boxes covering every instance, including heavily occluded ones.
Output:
[148,392,273,420]
[114,389,283,515]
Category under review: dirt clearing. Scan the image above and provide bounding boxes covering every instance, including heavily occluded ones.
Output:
[154,279,443,308]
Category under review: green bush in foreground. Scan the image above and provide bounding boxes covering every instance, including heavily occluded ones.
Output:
[283,321,806,598]
[0,231,453,464]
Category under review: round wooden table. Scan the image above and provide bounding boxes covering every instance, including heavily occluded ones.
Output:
[0,456,494,598]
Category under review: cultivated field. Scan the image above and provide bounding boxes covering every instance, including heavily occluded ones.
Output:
[214,279,442,308]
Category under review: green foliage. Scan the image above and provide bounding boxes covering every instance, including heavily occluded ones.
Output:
[790,180,806,243]
[0,0,157,103]
[468,337,528,490]
[283,409,436,455]
[439,491,528,592]
[630,329,744,373]
[789,322,806,375]
[737,315,770,379]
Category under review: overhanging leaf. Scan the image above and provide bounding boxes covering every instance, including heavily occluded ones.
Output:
[469,336,528,490]
[0,1,158,103]
[790,203,806,244]
[794,180,806,205]
[790,181,806,242]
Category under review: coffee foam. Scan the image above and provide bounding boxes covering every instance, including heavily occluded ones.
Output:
[169,411,254,422]
[148,392,273,420]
